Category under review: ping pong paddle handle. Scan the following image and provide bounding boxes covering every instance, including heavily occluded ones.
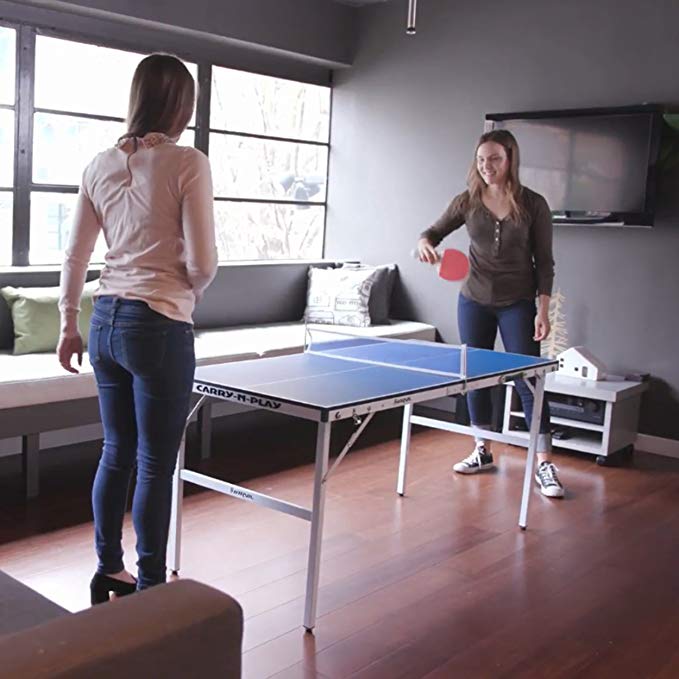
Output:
[410,247,440,263]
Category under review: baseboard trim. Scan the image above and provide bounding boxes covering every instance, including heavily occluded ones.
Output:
[635,433,679,460]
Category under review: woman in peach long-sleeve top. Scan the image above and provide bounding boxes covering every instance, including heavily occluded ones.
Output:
[57,54,218,603]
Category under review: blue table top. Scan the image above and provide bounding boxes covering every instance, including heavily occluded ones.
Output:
[194,338,556,412]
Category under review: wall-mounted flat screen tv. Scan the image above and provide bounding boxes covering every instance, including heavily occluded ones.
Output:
[486,105,664,227]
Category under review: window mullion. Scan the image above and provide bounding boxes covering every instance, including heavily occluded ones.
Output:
[321,79,333,259]
[195,62,211,155]
[12,25,35,266]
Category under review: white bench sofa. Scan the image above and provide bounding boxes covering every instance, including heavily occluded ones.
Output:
[0,321,435,412]
[0,261,436,498]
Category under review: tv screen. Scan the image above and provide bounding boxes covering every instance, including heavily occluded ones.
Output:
[487,107,663,226]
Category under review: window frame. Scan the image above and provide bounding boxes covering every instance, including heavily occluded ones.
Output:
[0,22,16,267]
[208,65,332,262]
[2,21,331,267]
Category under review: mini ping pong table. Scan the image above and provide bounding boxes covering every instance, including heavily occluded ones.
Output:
[167,331,558,631]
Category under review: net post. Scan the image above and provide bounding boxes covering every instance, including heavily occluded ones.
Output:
[304,320,311,353]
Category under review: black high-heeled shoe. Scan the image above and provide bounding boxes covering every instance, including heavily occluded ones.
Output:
[90,572,137,605]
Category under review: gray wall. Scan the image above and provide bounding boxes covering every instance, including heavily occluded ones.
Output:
[326,0,679,438]
[0,0,358,81]
[41,0,356,65]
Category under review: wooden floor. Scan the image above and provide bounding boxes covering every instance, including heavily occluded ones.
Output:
[1,412,679,679]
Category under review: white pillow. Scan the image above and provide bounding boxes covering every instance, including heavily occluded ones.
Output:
[304,267,378,327]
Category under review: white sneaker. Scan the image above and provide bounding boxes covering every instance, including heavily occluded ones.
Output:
[535,461,565,498]
[453,445,495,474]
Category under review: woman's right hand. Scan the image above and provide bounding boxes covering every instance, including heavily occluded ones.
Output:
[57,333,84,374]
[417,238,440,264]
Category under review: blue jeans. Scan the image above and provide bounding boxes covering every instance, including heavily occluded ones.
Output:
[89,296,195,589]
[457,293,551,450]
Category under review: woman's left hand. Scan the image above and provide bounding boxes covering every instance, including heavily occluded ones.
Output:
[534,312,551,342]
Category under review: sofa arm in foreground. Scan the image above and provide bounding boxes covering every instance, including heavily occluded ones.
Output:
[0,579,243,679]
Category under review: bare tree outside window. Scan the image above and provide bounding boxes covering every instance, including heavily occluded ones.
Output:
[210,67,330,261]
[0,26,15,106]
[0,193,11,266]
[26,36,198,265]
[1,27,329,267]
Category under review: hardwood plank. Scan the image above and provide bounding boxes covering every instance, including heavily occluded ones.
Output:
[242,547,474,678]
[269,662,332,679]
[417,488,679,679]
[1,416,678,679]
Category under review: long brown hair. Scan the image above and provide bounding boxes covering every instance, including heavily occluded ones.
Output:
[124,54,195,139]
[467,129,526,223]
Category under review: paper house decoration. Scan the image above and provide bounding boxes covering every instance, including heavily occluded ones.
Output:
[557,346,607,381]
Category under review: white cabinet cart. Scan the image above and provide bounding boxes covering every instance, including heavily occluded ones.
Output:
[502,372,647,465]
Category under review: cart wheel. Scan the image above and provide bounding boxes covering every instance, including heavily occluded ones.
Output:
[596,455,608,466]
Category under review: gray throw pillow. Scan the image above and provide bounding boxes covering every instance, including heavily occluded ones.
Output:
[304,266,379,327]
[341,263,397,325]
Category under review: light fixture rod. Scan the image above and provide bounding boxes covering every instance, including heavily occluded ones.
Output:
[406,0,417,35]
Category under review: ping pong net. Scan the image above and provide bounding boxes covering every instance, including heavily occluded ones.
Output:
[303,327,469,381]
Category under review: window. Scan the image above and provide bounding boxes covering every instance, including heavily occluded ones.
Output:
[32,113,125,186]
[29,192,78,265]
[29,37,140,264]
[3,27,330,267]
[0,25,15,266]
[211,68,329,142]
[29,36,197,265]
[0,193,11,267]
[210,67,330,261]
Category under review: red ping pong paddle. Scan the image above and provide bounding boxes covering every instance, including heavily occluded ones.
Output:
[414,248,469,282]
[437,248,469,281]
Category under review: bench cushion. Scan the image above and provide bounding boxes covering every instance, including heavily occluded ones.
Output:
[0,320,436,410]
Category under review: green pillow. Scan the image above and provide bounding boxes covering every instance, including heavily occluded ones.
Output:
[0,280,99,355]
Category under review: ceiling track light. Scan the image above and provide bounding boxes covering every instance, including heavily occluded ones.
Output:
[406,0,417,35]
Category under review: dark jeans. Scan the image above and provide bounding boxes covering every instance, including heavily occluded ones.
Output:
[457,293,551,450]
[89,296,195,589]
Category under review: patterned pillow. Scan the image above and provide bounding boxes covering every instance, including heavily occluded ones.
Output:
[304,266,378,327]
[340,263,397,325]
